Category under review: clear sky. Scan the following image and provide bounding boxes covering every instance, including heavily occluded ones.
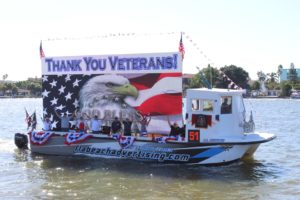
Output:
[0,0,300,81]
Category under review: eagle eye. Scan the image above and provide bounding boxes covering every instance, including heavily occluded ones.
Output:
[105,83,114,88]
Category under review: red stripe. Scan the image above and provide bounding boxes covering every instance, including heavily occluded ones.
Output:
[130,73,182,90]
[134,93,182,116]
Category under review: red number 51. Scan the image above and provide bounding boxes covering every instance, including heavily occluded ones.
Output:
[188,130,200,142]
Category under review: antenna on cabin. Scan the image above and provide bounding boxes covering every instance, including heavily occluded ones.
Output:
[196,66,212,89]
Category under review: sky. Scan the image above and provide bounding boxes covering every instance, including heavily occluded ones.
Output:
[0,0,300,81]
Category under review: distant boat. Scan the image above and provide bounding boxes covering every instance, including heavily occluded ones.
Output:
[290,90,300,99]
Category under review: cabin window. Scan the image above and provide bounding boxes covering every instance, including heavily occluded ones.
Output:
[221,96,232,114]
[191,99,214,112]
[203,100,214,112]
[191,99,200,111]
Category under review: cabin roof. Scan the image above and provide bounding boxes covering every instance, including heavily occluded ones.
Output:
[187,88,246,96]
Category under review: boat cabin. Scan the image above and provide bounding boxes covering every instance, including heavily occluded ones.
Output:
[185,88,247,143]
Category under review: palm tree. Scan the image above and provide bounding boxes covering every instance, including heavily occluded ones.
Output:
[2,74,8,81]
[277,65,283,76]
[266,72,278,83]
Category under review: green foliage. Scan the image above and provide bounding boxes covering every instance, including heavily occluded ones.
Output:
[250,81,260,90]
[266,72,278,83]
[280,81,292,97]
[189,74,202,88]
[0,79,42,97]
[277,65,283,76]
[266,81,280,90]
[189,65,221,88]
[220,65,250,89]
[185,65,250,90]
[200,65,221,88]
[293,83,300,90]
[257,71,266,82]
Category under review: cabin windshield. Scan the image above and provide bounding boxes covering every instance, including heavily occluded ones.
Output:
[191,99,214,112]
[221,96,232,114]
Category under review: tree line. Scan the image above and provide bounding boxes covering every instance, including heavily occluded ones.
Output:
[0,77,42,97]
[184,65,250,91]
[184,63,298,97]
[1,63,298,97]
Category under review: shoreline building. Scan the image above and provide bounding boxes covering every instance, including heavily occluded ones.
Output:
[279,64,300,82]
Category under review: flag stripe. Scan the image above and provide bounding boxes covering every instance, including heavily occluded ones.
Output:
[125,76,182,107]
[129,73,181,90]
[134,93,182,116]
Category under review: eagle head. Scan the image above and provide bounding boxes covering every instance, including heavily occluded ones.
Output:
[79,74,138,119]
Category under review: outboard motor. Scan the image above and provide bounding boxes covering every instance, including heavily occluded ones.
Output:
[14,133,28,149]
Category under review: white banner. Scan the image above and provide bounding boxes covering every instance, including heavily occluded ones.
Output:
[41,52,182,75]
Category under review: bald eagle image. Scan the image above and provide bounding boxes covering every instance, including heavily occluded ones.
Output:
[79,74,139,121]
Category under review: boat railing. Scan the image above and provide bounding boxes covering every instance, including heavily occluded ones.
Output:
[241,111,255,133]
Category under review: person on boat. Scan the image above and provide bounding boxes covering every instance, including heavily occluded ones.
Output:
[122,118,132,136]
[132,120,140,136]
[84,113,104,134]
[101,111,112,134]
[54,110,73,132]
[111,117,122,134]
[167,116,180,137]
[179,124,186,138]
[89,115,103,134]
[42,116,52,131]
[221,97,232,114]
[139,114,151,136]
[76,116,88,132]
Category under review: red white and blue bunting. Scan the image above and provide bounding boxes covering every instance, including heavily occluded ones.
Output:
[154,136,177,144]
[65,132,92,145]
[29,131,54,145]
[112,134,135,149]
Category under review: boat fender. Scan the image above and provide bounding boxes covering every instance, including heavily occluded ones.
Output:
[14,133,28,149]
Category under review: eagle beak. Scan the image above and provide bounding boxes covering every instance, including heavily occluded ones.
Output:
[112,84,139,99]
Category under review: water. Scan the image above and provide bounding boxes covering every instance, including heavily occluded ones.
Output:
[1,98,300,200]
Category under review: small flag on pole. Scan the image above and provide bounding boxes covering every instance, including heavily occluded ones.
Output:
[31,111,37,130]
[25,108,32,130]
[179,32,185,61]
[40,41,45,58]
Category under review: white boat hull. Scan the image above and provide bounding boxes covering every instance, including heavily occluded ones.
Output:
[26,131,275,165]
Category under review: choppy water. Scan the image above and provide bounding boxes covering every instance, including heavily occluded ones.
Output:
[0,98,300,200]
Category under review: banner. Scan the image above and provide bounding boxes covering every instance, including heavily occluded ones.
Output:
[41,52,181,75]
[42,52,183,134]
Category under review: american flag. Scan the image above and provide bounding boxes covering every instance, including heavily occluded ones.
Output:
[42,74,92,130]
[40,41,45,58]
[179,33,185,60]
[42,73,182,133]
